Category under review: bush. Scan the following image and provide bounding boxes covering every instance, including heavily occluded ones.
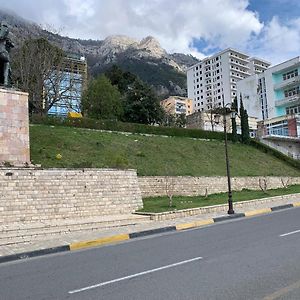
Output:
[30,115,231,141]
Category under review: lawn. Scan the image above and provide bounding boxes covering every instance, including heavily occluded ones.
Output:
[30,124,300,177]
[139,185,300,213]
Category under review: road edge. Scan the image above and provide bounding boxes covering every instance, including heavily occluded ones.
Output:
[1,201,300,264]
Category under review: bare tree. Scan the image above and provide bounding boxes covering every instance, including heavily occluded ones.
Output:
[165,175,175,207]
[259,177,268,193]
[281,177,291,189]
[205,103,224,131]
[12,38,80,115]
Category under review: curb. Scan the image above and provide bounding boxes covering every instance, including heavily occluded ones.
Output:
[1,201,300,265]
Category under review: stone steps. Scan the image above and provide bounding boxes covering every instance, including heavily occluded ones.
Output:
[0,214,151,246]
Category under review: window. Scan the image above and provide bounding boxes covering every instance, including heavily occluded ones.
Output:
[283,69,298,81]
[286,105,300,114]
[284,86,299,98]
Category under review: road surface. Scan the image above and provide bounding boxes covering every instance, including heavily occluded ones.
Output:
[1,207,300,299]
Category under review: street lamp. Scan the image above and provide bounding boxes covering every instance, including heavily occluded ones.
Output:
[221,96,236,215]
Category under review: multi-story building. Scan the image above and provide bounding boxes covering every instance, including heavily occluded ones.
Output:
[160,96,193,117]
[237,56,300,121]
[187,48,270,114]
[237,56,300,159]
[48,53,87,117]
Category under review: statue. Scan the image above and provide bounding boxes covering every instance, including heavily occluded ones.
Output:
[0,22,14,86]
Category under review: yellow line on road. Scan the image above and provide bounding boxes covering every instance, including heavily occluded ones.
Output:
[244,208,271,217]
[70,234,130,251]
[176,219,214,231]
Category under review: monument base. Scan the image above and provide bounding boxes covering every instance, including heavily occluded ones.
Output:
[0,87,30,166]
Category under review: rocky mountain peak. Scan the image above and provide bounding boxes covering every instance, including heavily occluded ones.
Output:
[138,35,166,58]
[103,35,138,49]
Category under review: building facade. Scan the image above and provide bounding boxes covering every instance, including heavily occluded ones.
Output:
[237,56,300,121]
[187,48,270,114]
[237,56,300,139]
[160,96,193,116]
[48,53,87,117]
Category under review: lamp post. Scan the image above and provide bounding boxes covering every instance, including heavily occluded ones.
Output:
[222,96,235,215]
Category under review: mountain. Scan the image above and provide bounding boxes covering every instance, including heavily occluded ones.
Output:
[0,9,199,97]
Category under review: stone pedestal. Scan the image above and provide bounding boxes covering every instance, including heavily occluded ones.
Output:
[0,88,30,165]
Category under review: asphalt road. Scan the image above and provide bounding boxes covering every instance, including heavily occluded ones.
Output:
[1,207,300,299]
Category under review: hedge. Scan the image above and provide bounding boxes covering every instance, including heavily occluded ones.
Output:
[30,115,232,141]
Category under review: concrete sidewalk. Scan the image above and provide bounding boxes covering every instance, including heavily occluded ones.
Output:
[1,195,300,260]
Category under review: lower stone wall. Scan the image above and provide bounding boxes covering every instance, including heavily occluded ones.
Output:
[139,176,300,197]
[0,168,142,224]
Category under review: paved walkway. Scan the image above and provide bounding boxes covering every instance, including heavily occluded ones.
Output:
[1,196,299,258]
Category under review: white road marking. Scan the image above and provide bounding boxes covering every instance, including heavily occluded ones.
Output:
[68,256,203,294]
[280,229,300,237]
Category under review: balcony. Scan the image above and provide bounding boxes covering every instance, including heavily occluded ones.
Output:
[275,94,300,107]
[273,75,300,90]
[230,60,250,69]
[229,53,249,63]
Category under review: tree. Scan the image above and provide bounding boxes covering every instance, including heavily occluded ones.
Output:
[240,94,250,143]
[122,79,164,124]
[105,65,137,94]
[231,96,238,142]
[12,38,78,115]
[175,113,187,128]
[82,75,123,120]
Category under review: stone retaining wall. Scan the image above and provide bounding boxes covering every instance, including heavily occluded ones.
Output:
[139,176,300,197]
[137,193,300,221]
[0,168,142,224]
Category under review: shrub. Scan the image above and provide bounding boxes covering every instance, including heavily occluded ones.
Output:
[30,115,231,141]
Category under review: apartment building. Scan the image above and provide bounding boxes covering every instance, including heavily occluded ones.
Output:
[237,56,300,121]
[187,48,270,114]
[237,56,300,158]
[160,96,193,116]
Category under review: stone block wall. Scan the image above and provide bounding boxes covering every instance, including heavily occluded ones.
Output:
[139,176,300,197]
[0,88,30,165]
[0,169,142,224]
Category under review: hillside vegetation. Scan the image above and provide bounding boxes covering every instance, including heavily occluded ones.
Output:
[30,125,300,177]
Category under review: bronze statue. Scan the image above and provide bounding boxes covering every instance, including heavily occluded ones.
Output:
[0,22,14,86]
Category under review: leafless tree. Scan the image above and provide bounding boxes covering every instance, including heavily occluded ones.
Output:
[12,38,80,115]
[259,177,268,193]
[281,177,291,189]
[165,175,175,207]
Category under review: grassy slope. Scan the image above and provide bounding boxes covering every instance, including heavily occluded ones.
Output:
[139,185,300,212]
[30,124,300,177]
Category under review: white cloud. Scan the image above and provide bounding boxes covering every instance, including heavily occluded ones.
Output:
[253,16,300,64]
[63,0,95,18]
[1,0,300,64]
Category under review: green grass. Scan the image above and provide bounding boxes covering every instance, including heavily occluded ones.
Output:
[139,185,300,213]
[30,124,300,176]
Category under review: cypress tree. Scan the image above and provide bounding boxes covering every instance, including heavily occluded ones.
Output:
[243,109,250,144]
[231,96,238,142]
[240,95,250,143]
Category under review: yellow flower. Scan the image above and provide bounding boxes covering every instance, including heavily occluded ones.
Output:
[56,154,62,160]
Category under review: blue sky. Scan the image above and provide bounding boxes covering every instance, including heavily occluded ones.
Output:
[0,0,299,64]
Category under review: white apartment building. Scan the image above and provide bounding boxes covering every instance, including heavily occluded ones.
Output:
[187,48,270,114]
[237,56,300,121]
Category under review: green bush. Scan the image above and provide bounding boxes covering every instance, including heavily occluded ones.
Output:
[30,115,230,141]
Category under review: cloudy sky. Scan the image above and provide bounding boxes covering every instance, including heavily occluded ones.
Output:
[1,0,299,64]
